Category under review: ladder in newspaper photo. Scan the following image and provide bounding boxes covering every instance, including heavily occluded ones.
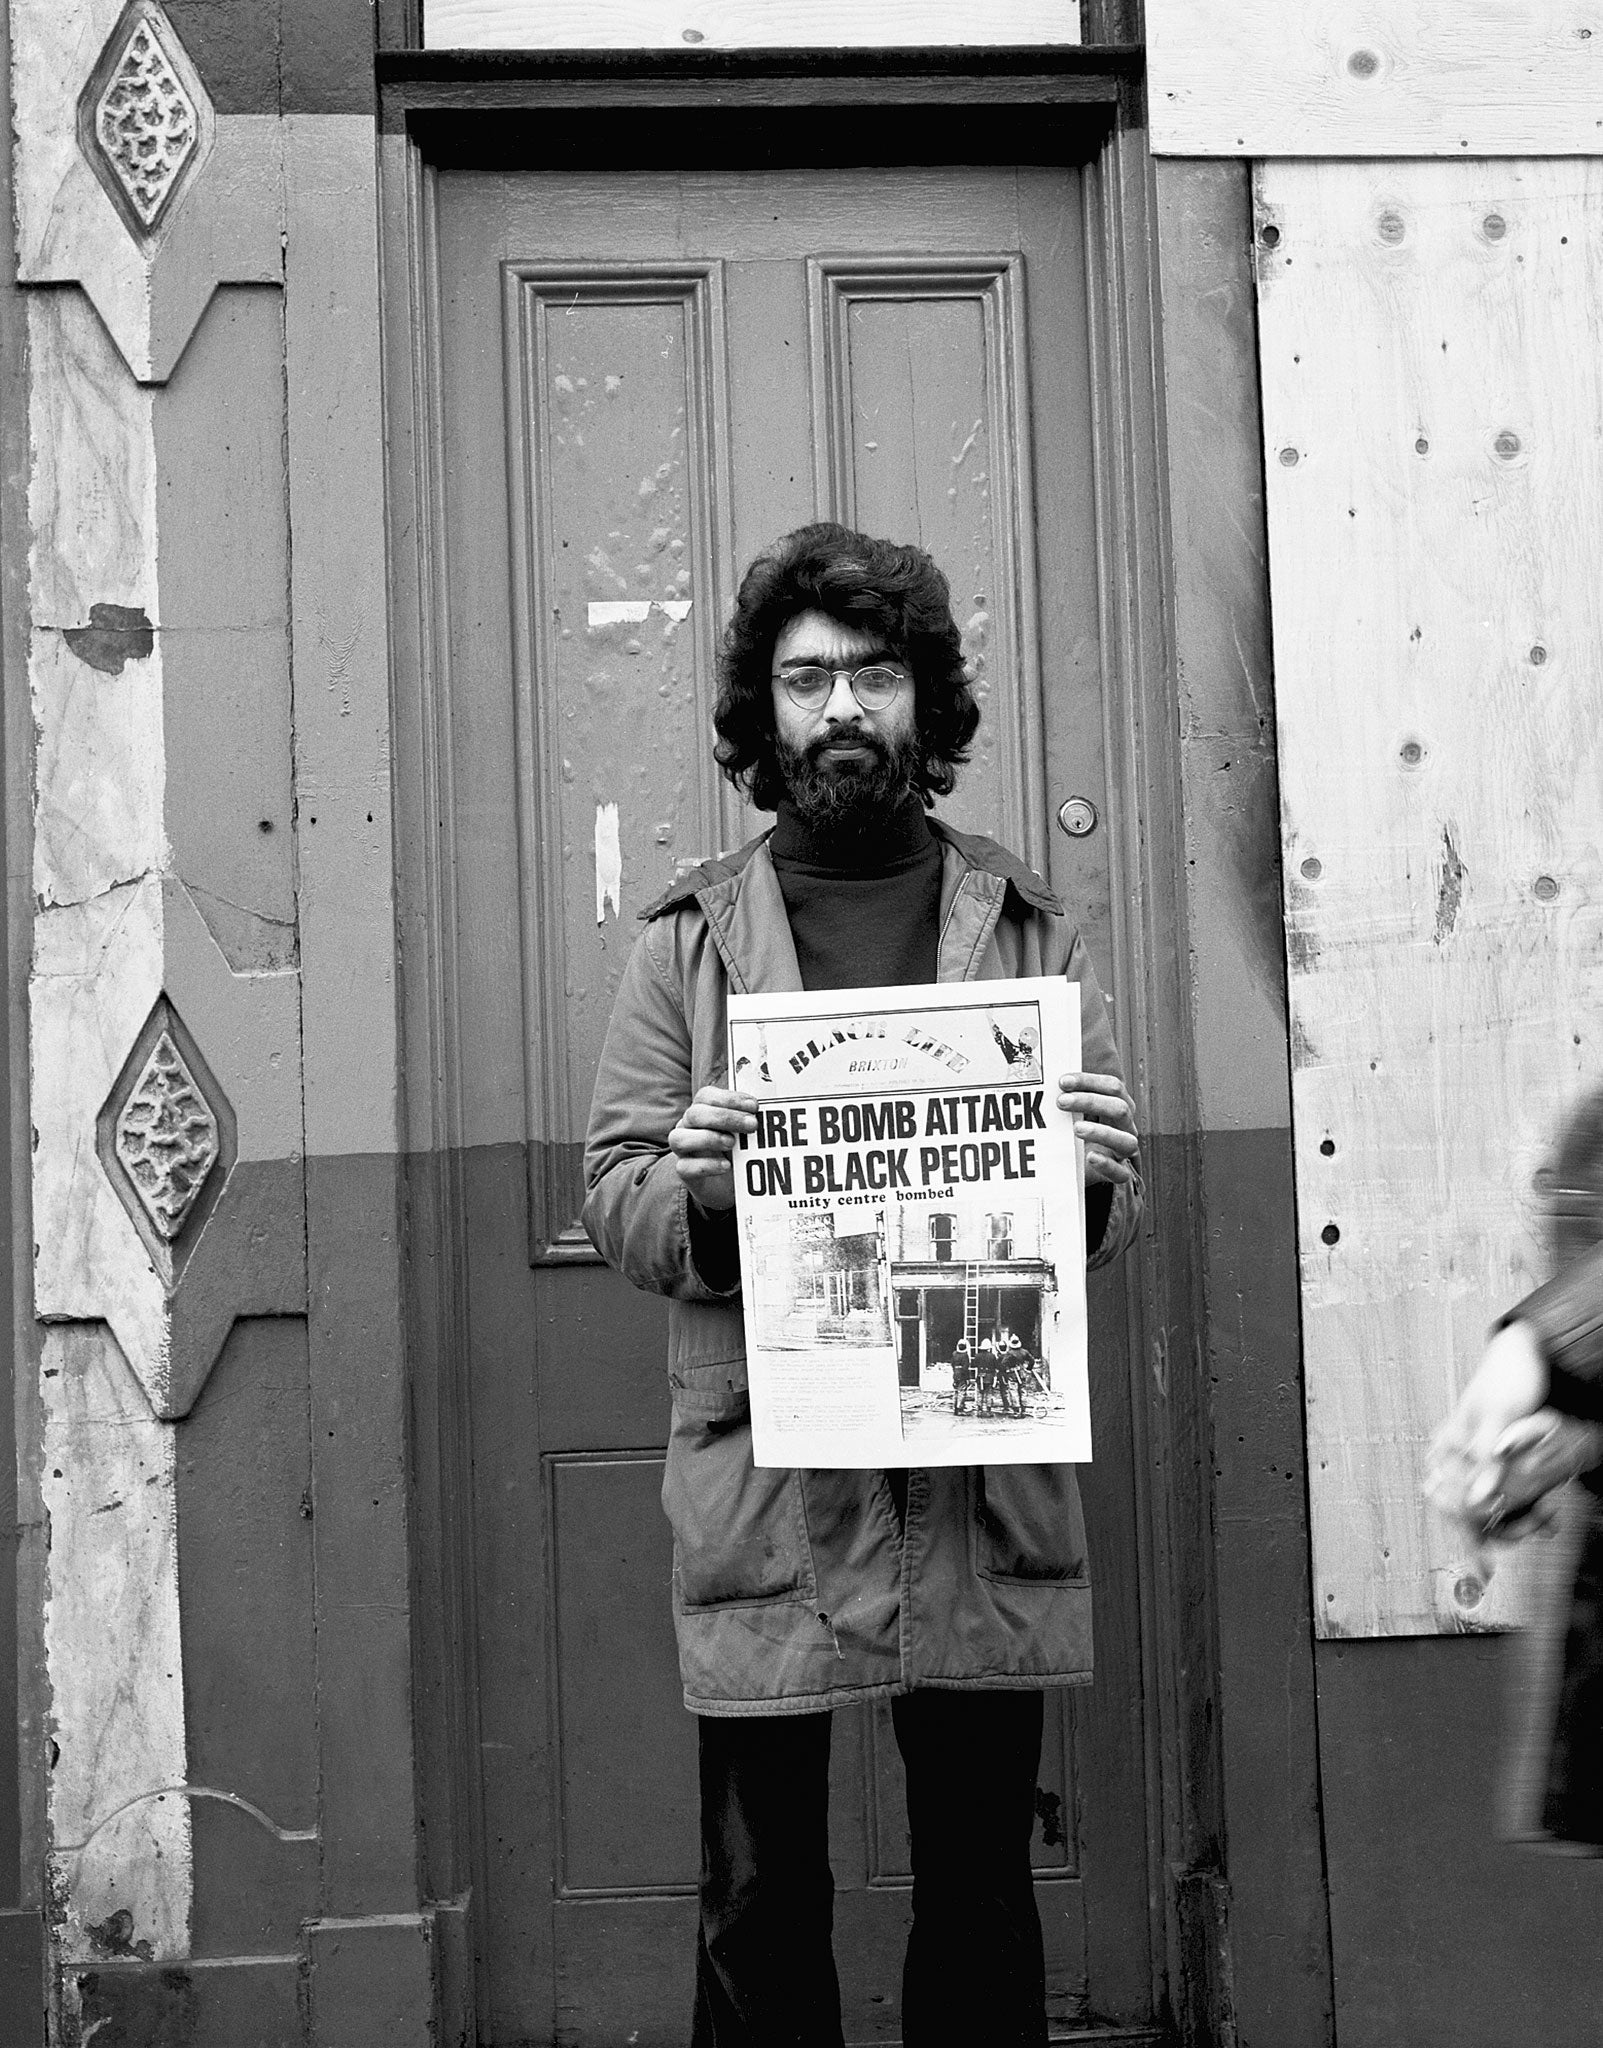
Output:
[963,1262,980,1351]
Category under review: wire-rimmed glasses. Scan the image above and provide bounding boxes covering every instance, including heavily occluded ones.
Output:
[775,663,909,711]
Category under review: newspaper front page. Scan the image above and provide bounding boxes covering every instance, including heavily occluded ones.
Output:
[727,977,1088,1470]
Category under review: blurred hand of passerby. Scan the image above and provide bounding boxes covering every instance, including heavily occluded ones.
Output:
[1427,1319,1603,1541]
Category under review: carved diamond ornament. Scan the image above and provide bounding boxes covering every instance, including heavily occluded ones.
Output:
[78,2,213,243]
[115,1031,219,1240]
[98,996,236,1282]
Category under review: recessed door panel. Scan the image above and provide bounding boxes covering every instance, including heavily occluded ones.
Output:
[547,1454,697,1893]
[503,265,731,1254]
[810,258,1046,865]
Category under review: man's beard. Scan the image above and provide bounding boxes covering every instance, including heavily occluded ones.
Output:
[777,722,922,828]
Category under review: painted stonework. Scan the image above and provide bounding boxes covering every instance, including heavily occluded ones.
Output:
[16,1,309,2017]
[26,288,156,657]
[14,0,280,383]
[41,1327,190,1965]
[14,1,423,2037]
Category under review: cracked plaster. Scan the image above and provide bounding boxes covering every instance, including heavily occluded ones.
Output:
[27,288,156,627]
[33,627,167,910]
[42,1323,191,1965]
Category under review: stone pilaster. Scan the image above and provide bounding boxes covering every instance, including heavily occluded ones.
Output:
[9,5,413,2040]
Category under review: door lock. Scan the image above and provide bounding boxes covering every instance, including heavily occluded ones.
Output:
[1057,796,1099,838]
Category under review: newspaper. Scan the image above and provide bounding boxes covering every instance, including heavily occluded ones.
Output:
[727,977,1089,1470]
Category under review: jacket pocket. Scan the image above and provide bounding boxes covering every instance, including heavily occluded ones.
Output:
[663,1360,813,1609]
[975,1464,1088,1585]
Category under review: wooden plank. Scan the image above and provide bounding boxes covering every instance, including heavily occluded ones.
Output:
[1150,0,1603,158]
[1257,158,1603,1636]
[427,0,1080,50]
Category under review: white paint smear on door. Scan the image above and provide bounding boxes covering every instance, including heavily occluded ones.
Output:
[587,598,692,625]
[595,802,622,923]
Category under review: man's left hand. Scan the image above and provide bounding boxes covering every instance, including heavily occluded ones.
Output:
[1057,1071,1139,1187]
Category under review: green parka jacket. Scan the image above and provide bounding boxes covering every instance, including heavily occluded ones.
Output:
[582,820,1142,1715]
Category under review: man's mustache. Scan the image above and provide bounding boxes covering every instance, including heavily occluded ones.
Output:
[805,723,890,767]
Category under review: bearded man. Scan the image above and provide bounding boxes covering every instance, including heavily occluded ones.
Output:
[583,522,1142,2048]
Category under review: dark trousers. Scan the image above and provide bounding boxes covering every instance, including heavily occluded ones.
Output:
[691,1689,1047,2047]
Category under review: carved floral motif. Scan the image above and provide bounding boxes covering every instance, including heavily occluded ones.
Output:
[89,9,202,234]
[114,1030,220,1241]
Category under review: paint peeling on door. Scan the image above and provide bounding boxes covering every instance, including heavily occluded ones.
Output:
[595,802,622,923]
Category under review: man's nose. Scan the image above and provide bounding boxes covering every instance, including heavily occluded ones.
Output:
[822,671,865,720]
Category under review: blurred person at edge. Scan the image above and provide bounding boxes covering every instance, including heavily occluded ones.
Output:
[1428,1086,1603,1850]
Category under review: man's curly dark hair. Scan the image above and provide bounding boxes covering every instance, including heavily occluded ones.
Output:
[713,522,980,813]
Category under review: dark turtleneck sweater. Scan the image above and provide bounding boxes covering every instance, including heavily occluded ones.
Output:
[689,796,941,1301]
[770,795,941,1526]
[767,794,942,990]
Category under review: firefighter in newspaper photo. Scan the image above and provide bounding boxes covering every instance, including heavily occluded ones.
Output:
[584,523,1142,2047]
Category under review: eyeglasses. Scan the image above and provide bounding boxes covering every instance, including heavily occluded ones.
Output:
[776,664,909,711]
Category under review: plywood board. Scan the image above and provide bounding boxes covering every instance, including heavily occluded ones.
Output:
[1257,159,1603,1636]
[1151,2,1603,158]
[426,0,1079,49]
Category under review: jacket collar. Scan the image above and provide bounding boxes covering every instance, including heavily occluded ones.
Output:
[638,814,1063,923]
[926,818,1064,916]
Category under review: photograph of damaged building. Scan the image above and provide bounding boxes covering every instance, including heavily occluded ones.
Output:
[891,1199,1056,1392]
[744,1198,1058,1386]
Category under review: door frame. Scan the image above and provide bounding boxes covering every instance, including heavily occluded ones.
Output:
[377,45,1224,2043]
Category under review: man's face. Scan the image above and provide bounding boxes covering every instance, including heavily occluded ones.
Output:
[770,608,919,825]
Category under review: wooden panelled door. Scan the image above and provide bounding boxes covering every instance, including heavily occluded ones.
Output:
[427,158,1157,2045]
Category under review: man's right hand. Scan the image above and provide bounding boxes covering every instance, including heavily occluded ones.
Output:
[668,1086,759,1212]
